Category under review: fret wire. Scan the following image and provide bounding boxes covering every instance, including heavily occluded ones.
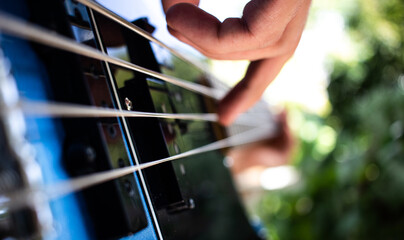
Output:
[0,125,275,211]
[76,0,210,74]
[86,7,164,238]
[75,0,280,123]
[0,8,278,210]
[0,11,273,126]
[0,12,224,99]
[78,0,227,93]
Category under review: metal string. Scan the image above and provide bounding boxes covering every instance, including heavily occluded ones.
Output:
[0,125,274,211]
[76,0,211,76]
[14,100,266,127]
[0,11,274,126]
[19,100,218,121]
[0,9,278,212]
[0,12,224,99]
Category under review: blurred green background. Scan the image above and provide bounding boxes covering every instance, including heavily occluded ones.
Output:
[258,0,404,239]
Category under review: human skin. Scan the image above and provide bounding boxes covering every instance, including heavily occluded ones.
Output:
[227,111,295,173]
[161,0,311,125]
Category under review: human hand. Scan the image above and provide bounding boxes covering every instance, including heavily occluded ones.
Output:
[227,111,294,174]
[161,0,311,125]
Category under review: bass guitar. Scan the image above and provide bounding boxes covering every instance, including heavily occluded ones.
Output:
[0,0,275,239]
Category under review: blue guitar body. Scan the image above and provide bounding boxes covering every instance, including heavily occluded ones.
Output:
[0,0,262,239]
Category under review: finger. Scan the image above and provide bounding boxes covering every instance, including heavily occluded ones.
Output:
[235,0,310,59]
[166,0,309,59]
[168,25,282,60]
[241,0,305,46]
[161,0,199,13]
[212,0,309,59]
[217,55,291,126]
[264,0,311,54]
[272,110,294,153]
[166,0,305,54]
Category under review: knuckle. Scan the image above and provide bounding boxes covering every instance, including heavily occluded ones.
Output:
[263,29,285,47]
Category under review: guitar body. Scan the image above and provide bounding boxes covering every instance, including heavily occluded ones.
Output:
[0,0,262,239]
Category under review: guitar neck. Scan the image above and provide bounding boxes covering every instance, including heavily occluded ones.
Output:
[0,0,271,239]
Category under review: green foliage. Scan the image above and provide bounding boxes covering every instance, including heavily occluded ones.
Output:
[260,0,404,239]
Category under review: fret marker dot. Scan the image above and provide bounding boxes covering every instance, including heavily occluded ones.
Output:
[124,97,132,111]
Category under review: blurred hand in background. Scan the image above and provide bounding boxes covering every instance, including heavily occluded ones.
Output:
[228,111,294,174]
